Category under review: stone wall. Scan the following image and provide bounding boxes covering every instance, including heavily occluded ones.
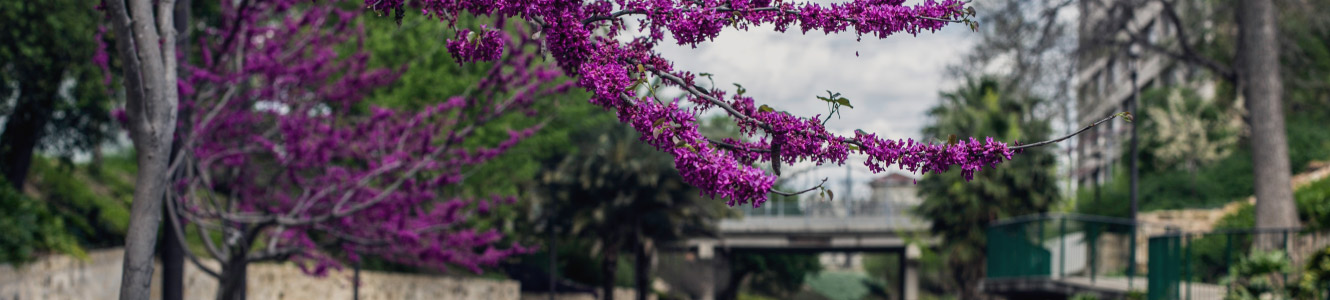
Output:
[520,288,652,300]
[1127,162,1330,271]
[0,248,519,300]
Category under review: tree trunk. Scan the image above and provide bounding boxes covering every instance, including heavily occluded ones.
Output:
[0,77,58,189]
[1239,0,1299,250]
[160,206,185,300]
[602,248,619,300]
[104,0,181,299]
[161,1,191,299]
[634,238,650,300]
[717,266,747,300]
[216,257,250,300]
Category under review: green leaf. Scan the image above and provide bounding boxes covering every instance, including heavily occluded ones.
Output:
[947,134,958,146]
[733,83,747,96]
[759,104,775,113]
[826,189,834,202]
[1116,111,1135,123]
[835,98,853,108]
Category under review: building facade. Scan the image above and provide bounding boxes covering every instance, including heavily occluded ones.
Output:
[1073,0,1214,188]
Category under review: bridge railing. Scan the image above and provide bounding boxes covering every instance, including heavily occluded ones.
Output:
[739,198,911,218]
[985,214,1177,290]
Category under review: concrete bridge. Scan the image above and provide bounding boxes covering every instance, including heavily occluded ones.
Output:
[658,199,934,300]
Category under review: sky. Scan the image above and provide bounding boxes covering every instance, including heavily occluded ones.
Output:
[650,13,981,201]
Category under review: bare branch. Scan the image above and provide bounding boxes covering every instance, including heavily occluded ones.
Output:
[769,177,828,196]
[164,192,223,278]
[1011,112,1124,150]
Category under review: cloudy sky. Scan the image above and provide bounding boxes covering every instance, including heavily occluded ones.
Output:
[648,14,982,200]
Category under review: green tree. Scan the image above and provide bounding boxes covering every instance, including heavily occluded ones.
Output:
[914,77,1058,299]
[0,0,114,189]
[723,253,823,300]
[536,123,729,300]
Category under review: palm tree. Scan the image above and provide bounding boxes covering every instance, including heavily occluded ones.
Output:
[914,77,1059,299]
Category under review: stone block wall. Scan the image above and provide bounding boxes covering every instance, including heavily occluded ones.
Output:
[0,248,519,300]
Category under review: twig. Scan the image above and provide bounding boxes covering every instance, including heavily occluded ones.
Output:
[769,177,828,196]
[1010,112,1124,150]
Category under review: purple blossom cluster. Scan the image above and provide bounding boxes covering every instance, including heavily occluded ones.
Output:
[369,0,990,207]
[446,26,506,63]
[136,0,568,277]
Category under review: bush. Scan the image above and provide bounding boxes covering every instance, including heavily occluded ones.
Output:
[1186,203,1256,283]
[1295,176,1330,229]
[0,178,83,264]
[27,156,131,248]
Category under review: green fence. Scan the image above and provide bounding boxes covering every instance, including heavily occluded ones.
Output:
[987,214,1330,300]
[1147,229,1330,300]
[986,213,1172,288]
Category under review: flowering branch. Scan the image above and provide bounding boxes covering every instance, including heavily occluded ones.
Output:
[365,0,1096,209]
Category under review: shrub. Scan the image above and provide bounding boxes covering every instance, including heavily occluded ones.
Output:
[0,178,83,264]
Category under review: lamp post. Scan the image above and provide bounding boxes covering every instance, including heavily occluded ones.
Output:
[1128,45,1140,223]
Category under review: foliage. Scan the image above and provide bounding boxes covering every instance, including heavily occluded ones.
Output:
[357,0,1040,210]
[914,77,1059,299]
[0,0,114,185]
[357,13,607,264]
[1069,293,1100,300]
[1185,203,1255,283]
[137,4,562,298]
[1221,250,1293,300]
[1293,246,1330,299]
[0,177,83,264]
[1075,1,1330,215]
[1138,88,1240,174]
[803,271,873,300]
[1188,177,1330,284]
[862,249,948,300]
[730,253,823,298]
[1295,176,1330,229]
[534,122,730,297]
[27,156,132,248]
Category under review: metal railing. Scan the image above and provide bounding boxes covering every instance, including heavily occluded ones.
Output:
[738,198,910,218]
[1147,228,1330,300]
[987,214,1330,300]
[986,213,1176,290]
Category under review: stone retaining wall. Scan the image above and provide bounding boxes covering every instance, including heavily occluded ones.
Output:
[0,248,519,300]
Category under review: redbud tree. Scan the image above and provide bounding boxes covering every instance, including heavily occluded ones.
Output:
[105,1,565,299]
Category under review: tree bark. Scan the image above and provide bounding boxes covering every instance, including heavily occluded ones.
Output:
[634,237,650,300]
[603,247,619,300]
[216,257,250,300]
[717,263,747,300]
[161,1,192,299]
[104,0,181,299]
[0,77,58,189]
[1239,0,1299,250]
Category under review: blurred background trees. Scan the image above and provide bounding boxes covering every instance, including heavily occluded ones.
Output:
[914,77,1060,299]
[0,0,114,190]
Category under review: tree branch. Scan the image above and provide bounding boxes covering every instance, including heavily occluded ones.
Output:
[582,5,963,25]
[1010,112,1124,150]
[164,192,223,278]
[769,177,828,196]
